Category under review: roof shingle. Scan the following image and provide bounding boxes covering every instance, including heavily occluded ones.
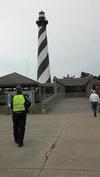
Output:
[0,72,39,87]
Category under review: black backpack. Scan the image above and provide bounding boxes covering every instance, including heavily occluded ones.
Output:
[24,95,31,113]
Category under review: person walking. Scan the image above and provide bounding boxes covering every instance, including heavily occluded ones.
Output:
[89,89,100,117]
[11,85,31,147]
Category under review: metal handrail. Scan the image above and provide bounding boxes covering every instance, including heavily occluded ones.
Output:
[41,93,64,113]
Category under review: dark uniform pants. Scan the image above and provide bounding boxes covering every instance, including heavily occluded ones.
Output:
[12,112,26,144]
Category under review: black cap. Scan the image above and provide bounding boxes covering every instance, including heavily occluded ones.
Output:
[16,85,22,93]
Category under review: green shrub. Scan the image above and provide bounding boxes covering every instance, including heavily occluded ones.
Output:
[29,103,42,114]
[0,103,42,115]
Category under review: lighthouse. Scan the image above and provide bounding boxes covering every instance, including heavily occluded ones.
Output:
[36,11,51,83]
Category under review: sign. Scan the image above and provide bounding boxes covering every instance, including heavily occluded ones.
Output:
[7,91,33,107]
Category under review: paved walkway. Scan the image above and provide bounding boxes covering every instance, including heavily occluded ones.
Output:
[49,97,90,114]
[0,98,100,177]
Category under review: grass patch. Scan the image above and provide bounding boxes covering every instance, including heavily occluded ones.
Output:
[0,106,12,115]
[0,103,42,115]
[29,103,42,114]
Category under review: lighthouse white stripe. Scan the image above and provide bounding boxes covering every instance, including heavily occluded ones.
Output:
[38,65,50,83]
[38,46,48,66]
[38,26,42,31]
[38,30,47,47]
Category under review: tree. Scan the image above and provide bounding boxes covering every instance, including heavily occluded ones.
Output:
[80,72,90,78]
[80,72,100,80]
[63,74,75,79]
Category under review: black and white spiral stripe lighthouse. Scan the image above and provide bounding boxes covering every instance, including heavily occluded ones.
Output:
[36,11,51,83]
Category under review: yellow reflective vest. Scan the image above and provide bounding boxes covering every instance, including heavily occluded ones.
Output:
[13,95,25,112]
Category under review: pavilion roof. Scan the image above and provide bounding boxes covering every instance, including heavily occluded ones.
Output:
[0,72,39,88]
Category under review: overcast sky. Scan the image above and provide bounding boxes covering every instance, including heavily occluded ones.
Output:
[0,0,100,81]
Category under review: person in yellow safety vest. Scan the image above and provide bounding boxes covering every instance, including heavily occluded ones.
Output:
[11,85,31,147]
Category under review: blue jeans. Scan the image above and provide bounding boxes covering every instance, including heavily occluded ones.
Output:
[91,102,98,113]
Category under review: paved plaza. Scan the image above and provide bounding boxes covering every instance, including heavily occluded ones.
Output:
[0,98,100,177]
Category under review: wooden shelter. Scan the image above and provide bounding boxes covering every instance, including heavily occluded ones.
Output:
[53,76,100,97]
[0,72,39,105]
[0,72,39,89]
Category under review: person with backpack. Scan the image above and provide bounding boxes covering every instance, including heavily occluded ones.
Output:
[11,85,31,147]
